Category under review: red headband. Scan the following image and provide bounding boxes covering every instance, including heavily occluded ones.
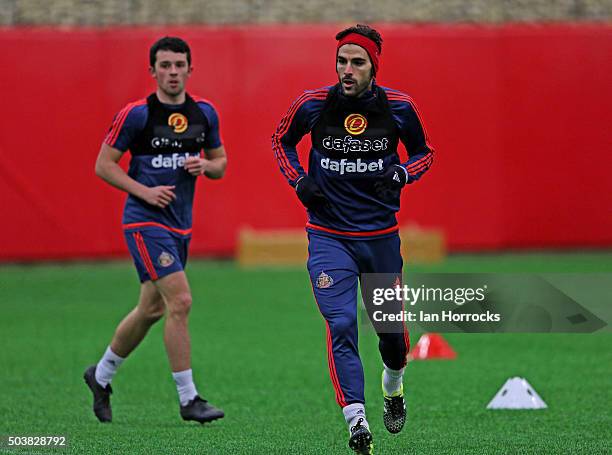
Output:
[336,33,380,74]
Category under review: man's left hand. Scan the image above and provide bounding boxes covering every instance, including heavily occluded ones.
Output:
[374,164,408,198]
[185,156,209,176]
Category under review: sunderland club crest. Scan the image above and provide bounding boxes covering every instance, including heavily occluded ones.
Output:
[316,271,334,289]
[158,252,175,267]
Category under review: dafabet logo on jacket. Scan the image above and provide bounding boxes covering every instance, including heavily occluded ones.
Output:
[168,113,188,133]
[344,113,367,135]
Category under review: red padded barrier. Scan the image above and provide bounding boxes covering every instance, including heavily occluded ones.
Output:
[0,24,610,260]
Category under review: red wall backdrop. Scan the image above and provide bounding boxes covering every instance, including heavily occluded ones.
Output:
[1,24,611,260]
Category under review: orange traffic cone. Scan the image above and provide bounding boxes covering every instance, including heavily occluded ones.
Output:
[409,333,456,360]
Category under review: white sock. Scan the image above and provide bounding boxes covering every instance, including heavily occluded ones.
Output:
[172,369,198,406]
[343,403,369,432]
[95,346,125,387]
[382,364,405,396]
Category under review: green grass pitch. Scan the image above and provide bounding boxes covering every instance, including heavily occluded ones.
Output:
[1,252,611,454]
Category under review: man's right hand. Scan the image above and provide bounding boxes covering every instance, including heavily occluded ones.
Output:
[141,186,176,208]
[95,144,177,209]
[295,176,329,211]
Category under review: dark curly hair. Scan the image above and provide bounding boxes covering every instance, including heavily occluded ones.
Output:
[149,36,191,67]
[335,24,383,54]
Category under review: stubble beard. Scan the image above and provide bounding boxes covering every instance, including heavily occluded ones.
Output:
[339,75,373,98]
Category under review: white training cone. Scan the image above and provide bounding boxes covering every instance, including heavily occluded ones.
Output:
[486,377,548,409]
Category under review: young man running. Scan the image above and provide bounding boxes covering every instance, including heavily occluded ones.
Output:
[85,36,226,424]
[272,25,434,453]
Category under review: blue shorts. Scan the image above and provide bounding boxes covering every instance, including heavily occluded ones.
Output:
[124,228,190,282]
